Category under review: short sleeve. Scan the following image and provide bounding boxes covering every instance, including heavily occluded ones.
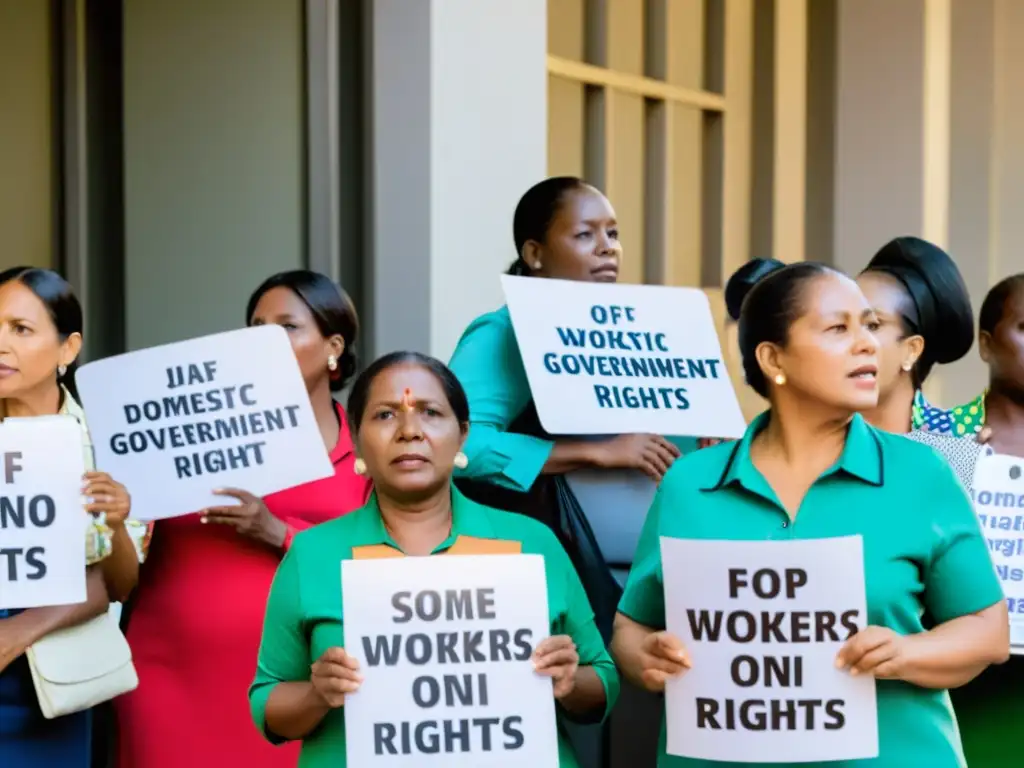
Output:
[922,457,1005,624]
[617,484,667,629]
[448,311,554,492]
[249,538,312,743]
[551,536,620,721]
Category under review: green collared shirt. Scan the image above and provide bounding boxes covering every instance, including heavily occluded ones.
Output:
[619,412,1003,768]
[249,486,620,768]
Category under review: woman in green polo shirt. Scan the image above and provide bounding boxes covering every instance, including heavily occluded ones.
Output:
[248,351,619,768]
[611,258,1009,767]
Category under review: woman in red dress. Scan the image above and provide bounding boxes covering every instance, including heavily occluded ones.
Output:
[115,270,371,768]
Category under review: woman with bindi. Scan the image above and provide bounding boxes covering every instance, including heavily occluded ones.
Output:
[249,352,619,767]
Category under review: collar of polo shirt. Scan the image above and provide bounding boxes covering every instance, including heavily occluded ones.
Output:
[351,485,522,559]
[702,411,885,499]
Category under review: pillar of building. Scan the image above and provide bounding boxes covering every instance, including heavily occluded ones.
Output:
[367,0,548,361]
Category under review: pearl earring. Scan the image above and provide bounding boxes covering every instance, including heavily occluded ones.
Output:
[901,361,913,372]
[57,364,67,377]
[328,355,338,372]
[353,458,366,475]
[774,373,786,386]
[453,452,468,469]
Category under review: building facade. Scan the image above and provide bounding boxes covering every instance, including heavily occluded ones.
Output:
[2,0,1023,415]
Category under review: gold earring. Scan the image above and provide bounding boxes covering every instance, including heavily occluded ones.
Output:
[353,458,366,475]
[328,355,338,372]
[774,373,786,386]
[453,452,468,469]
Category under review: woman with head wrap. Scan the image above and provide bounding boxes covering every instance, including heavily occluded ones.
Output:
[855,236,976,435]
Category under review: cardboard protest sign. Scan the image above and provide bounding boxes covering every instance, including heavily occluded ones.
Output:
[341,554,559,767]
[660,536,877,763]
[501,275,746,438]
[75,325,333,520]
[970,452,1024,652]
[0,417,87,610]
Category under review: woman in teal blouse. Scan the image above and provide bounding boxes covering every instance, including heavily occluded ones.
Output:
[448,177,689,766]
[249,351,618,768]
[612,259,1009,767]
[449,176,683,491]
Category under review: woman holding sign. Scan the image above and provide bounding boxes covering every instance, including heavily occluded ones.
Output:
[903,273,1024,767]
[117,270,371,768]
[448,177,684,629]
[612,259,1009,766]
[0,267,140,767]
[250,351,619,767]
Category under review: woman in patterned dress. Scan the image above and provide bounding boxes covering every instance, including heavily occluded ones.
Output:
[908,273,1024,767]
[855,236,976,435]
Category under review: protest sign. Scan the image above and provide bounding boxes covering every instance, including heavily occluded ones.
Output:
[501,275,746,438]
[0,417,87,610]
[75,325,333,520]
[660,536,877,763]
[970,452,1024,652]
[341,554,559,768]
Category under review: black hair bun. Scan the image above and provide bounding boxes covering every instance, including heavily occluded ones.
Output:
[725,258,787,321]
[866,237,973,365]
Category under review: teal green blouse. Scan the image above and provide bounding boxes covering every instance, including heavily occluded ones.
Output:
[447,306,697,492]
[619,412,1004,767]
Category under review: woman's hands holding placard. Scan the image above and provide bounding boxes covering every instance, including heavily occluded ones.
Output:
[83,471,131,527]
[201,487,288,548]
[835,625,910,679]
[533,635,580,699]
[638,631,692,693]
[310,647,363,708]
[593,434,681,482]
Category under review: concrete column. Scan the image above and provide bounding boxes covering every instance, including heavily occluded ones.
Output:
[367,0,548,361]
[123,0,306,349]
[832,0,995,404]
[833,0,933,274]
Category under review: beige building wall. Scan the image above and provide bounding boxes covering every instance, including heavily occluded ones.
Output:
[122,0,306,350]
[0,0,55,271]
[546,0,1024,416]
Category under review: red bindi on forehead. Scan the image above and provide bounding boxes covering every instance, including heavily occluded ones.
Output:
[400,388,415,412]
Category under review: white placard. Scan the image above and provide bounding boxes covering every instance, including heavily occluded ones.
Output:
[501,275,746,438]
[0,417,88,610]
[661,536,878,763]
[970,452,1024,652]
[342,554,559,768]
[75,325,334,520]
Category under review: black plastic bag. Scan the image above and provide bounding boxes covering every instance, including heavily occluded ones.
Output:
[454,402,622,643]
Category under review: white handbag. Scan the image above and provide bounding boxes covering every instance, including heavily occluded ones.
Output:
[25,611,139,719]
